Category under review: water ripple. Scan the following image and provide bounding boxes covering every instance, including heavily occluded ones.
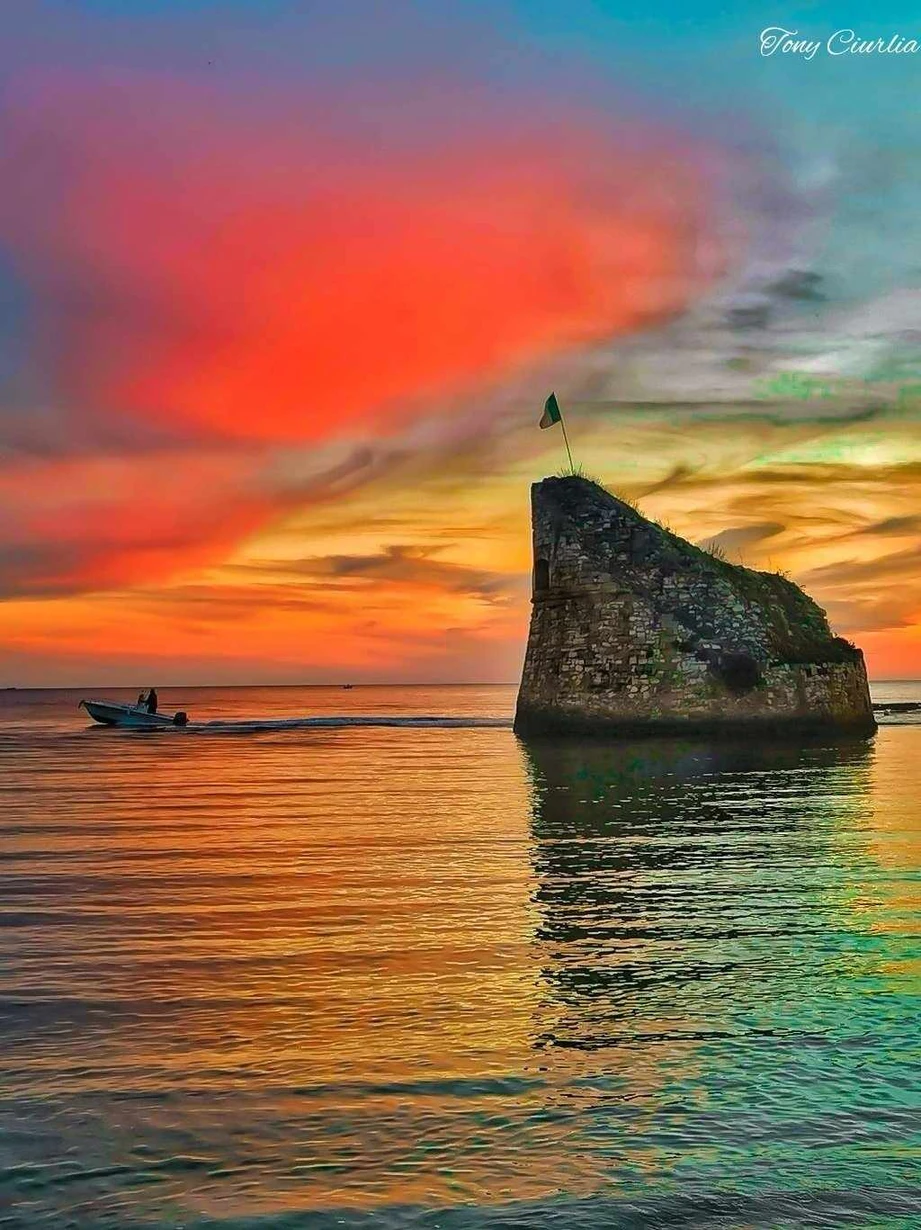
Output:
[1,686,919,1228]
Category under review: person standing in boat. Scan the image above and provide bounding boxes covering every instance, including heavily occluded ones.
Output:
[145,688,158,714]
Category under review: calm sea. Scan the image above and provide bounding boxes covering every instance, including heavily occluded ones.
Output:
[2,684,919,1228]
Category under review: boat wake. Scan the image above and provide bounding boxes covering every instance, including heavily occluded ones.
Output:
[165,704,921,733]
[181,715,512,734]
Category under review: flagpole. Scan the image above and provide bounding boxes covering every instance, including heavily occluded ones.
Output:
[559,412,575,474]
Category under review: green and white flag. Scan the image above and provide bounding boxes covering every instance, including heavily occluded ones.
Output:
[539,392,562,429]
[538,391,575,471]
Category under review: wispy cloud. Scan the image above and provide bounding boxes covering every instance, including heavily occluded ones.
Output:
[698,521,785,558]
[231,544,526,605]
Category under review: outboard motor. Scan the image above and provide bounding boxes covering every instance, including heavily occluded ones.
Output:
[173,711,189,727]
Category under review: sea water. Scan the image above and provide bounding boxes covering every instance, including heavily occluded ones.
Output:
[1,685,919,1227]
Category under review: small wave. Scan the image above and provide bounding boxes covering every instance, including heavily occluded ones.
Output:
[873,701,921,725]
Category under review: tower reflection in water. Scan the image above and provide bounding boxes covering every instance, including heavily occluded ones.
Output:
[521,736,876,1055]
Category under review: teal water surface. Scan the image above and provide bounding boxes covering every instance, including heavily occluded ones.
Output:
[1,686,919,1227]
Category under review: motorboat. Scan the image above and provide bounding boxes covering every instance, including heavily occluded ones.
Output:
[79,699,189,729]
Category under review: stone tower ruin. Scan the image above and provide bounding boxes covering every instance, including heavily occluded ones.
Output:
[514,476,876,737]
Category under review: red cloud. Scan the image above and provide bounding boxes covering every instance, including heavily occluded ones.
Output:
[0,71,728,604]
[2,74,725,446]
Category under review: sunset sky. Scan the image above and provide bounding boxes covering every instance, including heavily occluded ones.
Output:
[2,0,920,685]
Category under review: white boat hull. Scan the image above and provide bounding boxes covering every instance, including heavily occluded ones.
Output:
[80,700,186,729]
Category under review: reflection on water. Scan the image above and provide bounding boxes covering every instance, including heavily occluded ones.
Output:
[1,688,919,1227]
[526,738,876,1050]
[521,735,920,1226]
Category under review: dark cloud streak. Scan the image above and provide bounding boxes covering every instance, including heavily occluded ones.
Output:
[227,544,526,606]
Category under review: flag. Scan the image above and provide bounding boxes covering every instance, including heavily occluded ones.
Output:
[539,392,562,429]
[538,390,575,471]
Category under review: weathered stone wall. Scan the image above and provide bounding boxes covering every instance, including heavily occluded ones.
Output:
[514,476,876,737]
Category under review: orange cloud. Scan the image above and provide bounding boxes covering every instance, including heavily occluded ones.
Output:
[0,563,527,686]
[0,452,279,595]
